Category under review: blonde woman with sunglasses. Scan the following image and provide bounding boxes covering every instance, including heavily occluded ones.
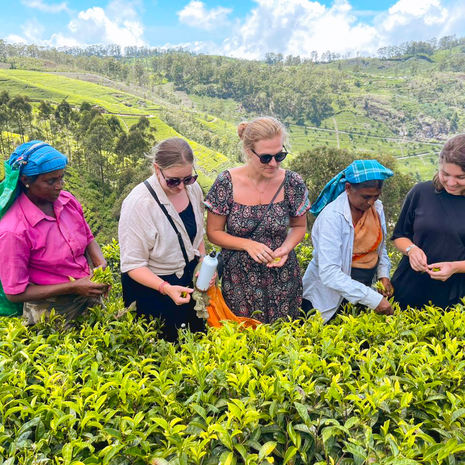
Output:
[205,117,310,323]
[118,138,206,341]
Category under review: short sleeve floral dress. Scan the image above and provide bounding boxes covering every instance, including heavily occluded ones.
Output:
[205,170,310,323]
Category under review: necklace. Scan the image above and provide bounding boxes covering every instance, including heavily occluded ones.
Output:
[248,174,272,205]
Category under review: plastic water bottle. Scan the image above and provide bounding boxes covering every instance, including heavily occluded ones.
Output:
[196,251,218,291]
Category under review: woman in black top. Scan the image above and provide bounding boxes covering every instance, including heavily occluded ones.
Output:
[391,134,465,309]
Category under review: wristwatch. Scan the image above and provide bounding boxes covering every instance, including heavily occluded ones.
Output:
[405,244,417,255]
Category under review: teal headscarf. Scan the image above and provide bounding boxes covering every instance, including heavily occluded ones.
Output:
[310,159,393,217]
[8,140,68,175]
[0,141,68,218]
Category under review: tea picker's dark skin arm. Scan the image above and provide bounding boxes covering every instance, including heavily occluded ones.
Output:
[6,279,107,303]
[378,277,393,298]
[86,239,107,269]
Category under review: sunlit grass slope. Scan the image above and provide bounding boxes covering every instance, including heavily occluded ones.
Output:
[0,70,230,187]
[0,69,158,115]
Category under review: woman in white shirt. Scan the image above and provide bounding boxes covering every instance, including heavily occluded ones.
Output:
[302,160,394,322]
[118,138,206,341]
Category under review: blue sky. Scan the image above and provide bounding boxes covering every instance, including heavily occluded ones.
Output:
[1,0,464,59]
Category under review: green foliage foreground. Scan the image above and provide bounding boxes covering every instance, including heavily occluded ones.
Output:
[2,300,465,465]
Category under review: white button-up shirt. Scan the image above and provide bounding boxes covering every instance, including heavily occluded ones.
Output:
[119,174,205,278]
[302,191,390,322]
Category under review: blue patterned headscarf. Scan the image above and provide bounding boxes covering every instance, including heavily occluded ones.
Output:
[310,159,393,217]
[8,140,68,176]
[0,141,68,218]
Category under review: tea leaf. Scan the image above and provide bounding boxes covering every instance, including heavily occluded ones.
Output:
[258,441,277,461]
[283,446,298,465]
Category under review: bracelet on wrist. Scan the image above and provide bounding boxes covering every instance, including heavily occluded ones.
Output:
[405,244,417,255]
[158,281,168,295]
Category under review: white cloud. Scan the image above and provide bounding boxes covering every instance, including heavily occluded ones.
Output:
[5,19,80,48]
[15,19,46,45]
[106,0,142,22]
[221,0,378,59]
[442,2,465,36]
[380,0,448,32]
[21,0,69,14]
[216,0,465,59]
[373,0,463,49]
[68,5,145,48]
[160,40,225,55]
[5,19,51,46]
[8,0,146,50]
[5,34,29,45]
[8,0,465,60]
[48,32,82,48]
[177,1,232,30]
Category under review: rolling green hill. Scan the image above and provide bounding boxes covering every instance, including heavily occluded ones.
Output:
[0,67,235,241]
[0,69,158,115]
[3,41,465,186]
[0,69,231,188]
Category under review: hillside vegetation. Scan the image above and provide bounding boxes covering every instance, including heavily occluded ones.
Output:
[3,38,465,183]
[0,70,231,241]
[5,39,463,237]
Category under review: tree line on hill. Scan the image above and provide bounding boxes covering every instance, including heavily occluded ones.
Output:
[0,42,339,127]
[2,35,464,62]
[149,54,339,126]
[3,35,465,132]
[377,35,465,59]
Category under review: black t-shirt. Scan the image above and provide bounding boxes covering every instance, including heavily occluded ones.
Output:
[391,181,465,309]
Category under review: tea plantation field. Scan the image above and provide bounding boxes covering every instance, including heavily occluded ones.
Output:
[0,69,231,187]
[1,286,465,464]
[0,69,158,116]
[0,67,446,183]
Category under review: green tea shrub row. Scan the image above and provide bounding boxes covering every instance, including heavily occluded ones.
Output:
[2,296,465,464]
[2,239,465,464]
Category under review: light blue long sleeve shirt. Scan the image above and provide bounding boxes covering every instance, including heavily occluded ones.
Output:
[302,191,390,322]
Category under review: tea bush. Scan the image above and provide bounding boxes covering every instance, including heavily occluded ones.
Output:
[2,294,465,464]
[2,245,465,464]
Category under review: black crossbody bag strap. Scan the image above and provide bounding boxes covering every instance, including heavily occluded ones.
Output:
[219,174,286,279]
[144,180,189,267]
[249,176,286,238]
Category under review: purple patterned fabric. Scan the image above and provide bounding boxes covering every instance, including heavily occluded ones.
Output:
[205,170,310,323]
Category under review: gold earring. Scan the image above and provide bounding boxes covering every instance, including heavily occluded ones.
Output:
[25,184,30,188]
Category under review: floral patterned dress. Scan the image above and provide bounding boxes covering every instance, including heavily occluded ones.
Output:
[205,170,310,323]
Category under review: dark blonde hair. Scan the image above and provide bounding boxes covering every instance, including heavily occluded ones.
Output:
[237,116,287,160]
[149,138,194,169]
[433,134,465,190]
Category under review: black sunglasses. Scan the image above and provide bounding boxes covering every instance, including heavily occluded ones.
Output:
[160,168,198,188]
[251,146,288,164]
